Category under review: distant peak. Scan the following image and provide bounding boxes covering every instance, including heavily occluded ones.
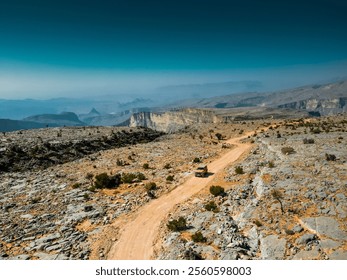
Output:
[89,108,100,115]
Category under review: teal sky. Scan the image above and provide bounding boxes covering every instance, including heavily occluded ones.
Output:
[1,0,347,98]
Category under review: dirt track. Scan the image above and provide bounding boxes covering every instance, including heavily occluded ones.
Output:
[107,134,253,259]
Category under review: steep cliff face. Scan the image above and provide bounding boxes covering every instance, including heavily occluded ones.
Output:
[129,109,221,132]
[278,97,347,116]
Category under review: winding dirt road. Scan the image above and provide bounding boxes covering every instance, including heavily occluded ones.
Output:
[107,133,253,259]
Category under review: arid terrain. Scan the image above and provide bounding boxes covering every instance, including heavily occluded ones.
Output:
[0,114,346,260]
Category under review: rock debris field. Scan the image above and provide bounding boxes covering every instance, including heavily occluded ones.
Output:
[156,115,347,260]
[0,115,346,260]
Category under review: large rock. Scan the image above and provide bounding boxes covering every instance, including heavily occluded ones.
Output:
[220,249,239,260]
[34,252,69,260]
[295,234,317,245]
[260,235,286,260]
[300,217,347,241]
[292,247,320,260]
[319,239,341,250]
[328,249,347,260]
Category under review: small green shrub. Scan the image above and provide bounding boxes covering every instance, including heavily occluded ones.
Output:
[94,173,121,189]
[312,128,321,134]
[204,201,218,212]
[215,133,223,140]
[121,173,136,183]
[120,172,146,183]
[193,157,201,163]
[144,182,157,191]
[209,185,225,197]
[235,166,244,174]
[164,163,171,169]
[167,217,187,232]
[146,190,156,199]
[191,231,207,243]
[325,153,336,161]
[253,219,262,227]
[136,172,146,181]
[143,163,150,169]
[72,183,81,189]
[30,197,41,204]
[268,161,275,168]
[281,147,295,155]
[166,175,174,182]
[303,138,315,144]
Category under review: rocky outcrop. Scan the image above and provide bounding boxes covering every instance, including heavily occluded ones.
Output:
[278,98,347,116]
[0,127,164,172]
[129,109,221,132]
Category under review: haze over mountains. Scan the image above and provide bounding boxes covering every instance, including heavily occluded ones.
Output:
[1,79,347,132]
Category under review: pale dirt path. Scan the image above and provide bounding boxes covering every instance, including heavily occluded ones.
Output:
[107,133,253,260]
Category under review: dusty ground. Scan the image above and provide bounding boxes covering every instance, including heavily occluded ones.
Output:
[107,132,254,259]
[1,114,345,260]
[155,115,347,260]
[0,120,263,259]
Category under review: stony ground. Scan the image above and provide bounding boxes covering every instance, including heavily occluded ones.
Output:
[155,115,347,260]
[0,122,259,260]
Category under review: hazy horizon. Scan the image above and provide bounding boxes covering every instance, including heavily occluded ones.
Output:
[1,0,347,100]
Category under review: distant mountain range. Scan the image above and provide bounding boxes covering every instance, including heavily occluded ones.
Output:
[1,80,346,132]
[154,80,264,101]
[0,97,154,120]
[170,80,347,115]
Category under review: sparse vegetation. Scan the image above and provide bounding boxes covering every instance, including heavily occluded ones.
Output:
[268,161,275,168]
[193,157,201,163]
[72,183,81,189]
[121,172,146,183]
[325,153,336,161]
[143,163,150,169]
[94,173,121,189]
[164,163,171,169]
[303,138,315,144]
[144,182,157,191]
[116,159,126,166]
[271,189,284,214]
[191,231,207,243]
[166,175,174,182]
[312,128,321,134]
[30,197,41,204]
[204,201,219,212]
[146,190,156,199]
[215,133,223,140]
[167,217,187,232]
[235,166,244,174]
[281,147,295,155]
[209,185,225,197]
